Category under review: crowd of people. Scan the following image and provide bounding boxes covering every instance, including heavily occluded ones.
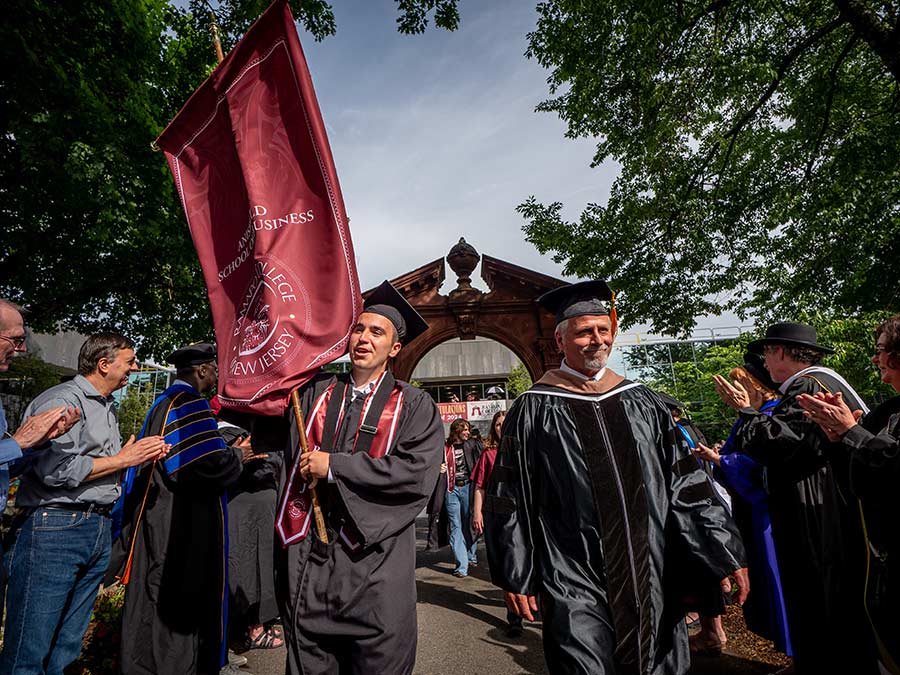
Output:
[0,282,897,675]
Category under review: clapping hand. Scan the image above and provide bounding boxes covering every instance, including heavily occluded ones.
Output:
[691,442,721,466]
[11,406,81,450]
[712,375,751,410]
[797,392,863,441]
[235,435,268,463]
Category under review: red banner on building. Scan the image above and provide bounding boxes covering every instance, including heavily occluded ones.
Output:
[155,0,360,415]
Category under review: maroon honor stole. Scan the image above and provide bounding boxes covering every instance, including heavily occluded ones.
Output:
[277,371,405,548]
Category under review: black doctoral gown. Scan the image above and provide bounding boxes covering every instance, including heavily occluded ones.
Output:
[276,372,443,675]
[733,368,875,675]
[115,384,243,675]
[842,397,900,673]
[484,369,745,675]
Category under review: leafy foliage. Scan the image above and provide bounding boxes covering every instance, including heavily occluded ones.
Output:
[0,1,458,360]
[0,355,71,423]
[117,381,157,439]
[518,0,900,335]
[65,585,126,675]
[506,362,533,398]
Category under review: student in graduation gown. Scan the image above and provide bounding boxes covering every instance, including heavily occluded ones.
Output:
[275,281,443,675]
[484,281,748,675]
[797,314,900,675]
[715,322,876,675]
[114,344,245,675]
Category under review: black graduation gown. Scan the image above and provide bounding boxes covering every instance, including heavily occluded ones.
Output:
[276,372,443,675]
[117,387,243,675]
[484,370,745,675]
[842,399,900,673]
[220,423,283,631]
[734,369,875,675]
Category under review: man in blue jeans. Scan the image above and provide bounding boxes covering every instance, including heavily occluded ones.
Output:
[0,299,81,565]
[443,419,483,578]
[0,332,169,675]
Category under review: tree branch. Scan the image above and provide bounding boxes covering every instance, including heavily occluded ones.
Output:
[713,16,847,193]
[833,0,900,83]
[805,34,859,180]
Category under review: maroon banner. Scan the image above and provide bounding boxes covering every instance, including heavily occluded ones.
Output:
[155,0,360,415]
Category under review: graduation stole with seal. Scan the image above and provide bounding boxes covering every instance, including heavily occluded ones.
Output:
[277,371,405,548]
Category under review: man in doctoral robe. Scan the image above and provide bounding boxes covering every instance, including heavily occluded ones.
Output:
[275,280,443,675]
[716,322,875,674]
[115,343,245,675]
[484,280,748,675]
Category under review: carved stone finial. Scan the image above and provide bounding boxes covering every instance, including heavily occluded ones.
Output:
[447,238,480,294]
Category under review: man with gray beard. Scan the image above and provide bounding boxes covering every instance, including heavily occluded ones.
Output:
[484,280,748,675]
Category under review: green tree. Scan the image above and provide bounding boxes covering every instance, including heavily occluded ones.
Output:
[517,0,900,335]
[506,362,533,398]
[0,1,458,360]
[117,382,156,439]
[0,355,71,423]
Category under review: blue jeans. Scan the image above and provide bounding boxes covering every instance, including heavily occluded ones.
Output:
[445,482,477,576]
[0,507,112,675]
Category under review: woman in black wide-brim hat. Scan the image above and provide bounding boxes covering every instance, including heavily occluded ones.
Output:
[797,316,900,675]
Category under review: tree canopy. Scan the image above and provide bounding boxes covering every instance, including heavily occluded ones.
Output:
[518,0,900,335]
[0,0,457,359]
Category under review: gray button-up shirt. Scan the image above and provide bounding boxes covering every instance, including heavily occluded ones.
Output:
[15,375,123,507]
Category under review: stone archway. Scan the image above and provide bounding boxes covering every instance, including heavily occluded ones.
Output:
[362,238,566,382]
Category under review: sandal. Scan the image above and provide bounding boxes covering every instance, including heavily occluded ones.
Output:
[246,625,284,650]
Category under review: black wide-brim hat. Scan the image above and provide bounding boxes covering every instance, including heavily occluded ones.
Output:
[747,322,834,354]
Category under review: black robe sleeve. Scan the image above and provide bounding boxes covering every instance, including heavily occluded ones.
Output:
[483,396,539,596]
[328,386,443,548]
[735,377,830,479]
[843,412,900,475]
[665,413,746,580]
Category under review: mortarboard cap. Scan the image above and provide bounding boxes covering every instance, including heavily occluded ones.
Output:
[656,391,686,412]
[363,281,429,345]
[537,280,618,333]
[166,342,217,369]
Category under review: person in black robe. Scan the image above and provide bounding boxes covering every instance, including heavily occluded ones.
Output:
[656,392,731,656]
[797,314,900,674]
[485,281,747,675]
[715,322,877,674]
[210,396,285,652]
[275,281,443,675]
[113,344,245,675]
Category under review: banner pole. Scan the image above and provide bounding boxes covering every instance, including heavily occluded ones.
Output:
[209,11,225,64]
[290,390,330,544]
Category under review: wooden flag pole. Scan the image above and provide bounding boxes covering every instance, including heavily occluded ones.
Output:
[209,11,225,64]
[290,389,329,544]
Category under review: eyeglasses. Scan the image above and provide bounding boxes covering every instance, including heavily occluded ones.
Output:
[0,335,26,349]
[874,347,892,356]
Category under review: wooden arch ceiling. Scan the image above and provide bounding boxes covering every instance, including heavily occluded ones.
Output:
[362,238,567,383]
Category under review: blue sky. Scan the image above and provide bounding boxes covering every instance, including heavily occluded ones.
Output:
[294,0,617,292]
